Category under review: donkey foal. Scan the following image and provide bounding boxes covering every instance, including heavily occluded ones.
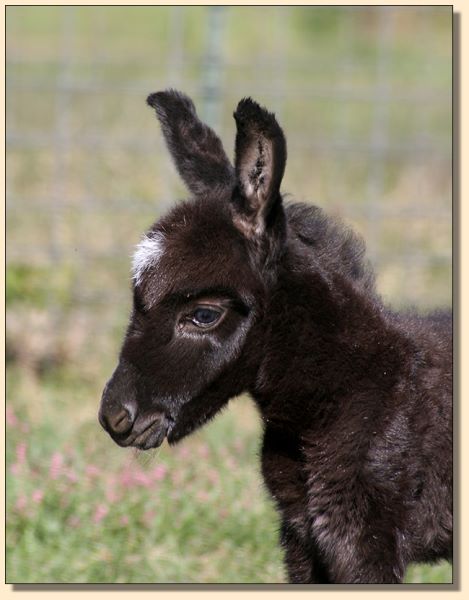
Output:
[99,90,452,584]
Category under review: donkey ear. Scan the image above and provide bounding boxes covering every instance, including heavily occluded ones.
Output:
[232,98,287,238]
[147,90,235,198]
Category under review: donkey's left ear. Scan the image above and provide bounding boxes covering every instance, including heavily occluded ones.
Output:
[232,98,287,239]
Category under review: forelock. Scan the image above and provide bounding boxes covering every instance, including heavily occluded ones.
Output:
[132,231,166,286]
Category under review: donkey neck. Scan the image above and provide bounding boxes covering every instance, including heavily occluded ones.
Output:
[250,260,406,432]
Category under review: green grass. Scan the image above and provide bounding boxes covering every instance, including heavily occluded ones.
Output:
[6,367,285,583]
[6,5,452,584]
[6,364,452,584]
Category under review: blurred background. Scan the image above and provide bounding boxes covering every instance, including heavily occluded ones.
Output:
[6,6,452,584]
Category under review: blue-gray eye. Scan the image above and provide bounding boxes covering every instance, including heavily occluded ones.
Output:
[191,307,222,327]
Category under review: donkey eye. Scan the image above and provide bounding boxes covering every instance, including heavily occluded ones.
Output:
[190,307,223,328]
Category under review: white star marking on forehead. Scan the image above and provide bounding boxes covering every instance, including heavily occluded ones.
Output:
[132,231,166,286]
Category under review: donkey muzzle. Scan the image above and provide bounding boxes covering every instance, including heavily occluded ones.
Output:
[99,398,169,450]
[99,361,170,450]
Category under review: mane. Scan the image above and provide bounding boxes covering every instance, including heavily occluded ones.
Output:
[285,201,377,297]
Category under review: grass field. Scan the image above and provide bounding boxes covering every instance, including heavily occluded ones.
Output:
[7,377,283,583]
[6,367,452,584]
[6,6,452,584]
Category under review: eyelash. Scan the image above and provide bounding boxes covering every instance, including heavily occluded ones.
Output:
[133,292,232,331]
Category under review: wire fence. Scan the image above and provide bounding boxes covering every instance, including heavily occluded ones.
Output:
[6,5,452,370]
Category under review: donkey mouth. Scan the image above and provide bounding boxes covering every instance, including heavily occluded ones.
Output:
[116,414,173,451]
[131,419,167,450]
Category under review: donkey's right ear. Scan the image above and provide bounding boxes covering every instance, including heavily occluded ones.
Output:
[147,90,235,198]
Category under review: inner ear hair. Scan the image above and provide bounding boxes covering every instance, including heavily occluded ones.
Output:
[232,98,287,238]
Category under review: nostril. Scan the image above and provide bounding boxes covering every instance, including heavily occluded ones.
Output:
[108,408,134,435]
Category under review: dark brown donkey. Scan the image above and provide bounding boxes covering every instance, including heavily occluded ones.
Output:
[99,90,452,583]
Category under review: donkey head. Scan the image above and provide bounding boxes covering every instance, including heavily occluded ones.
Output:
[99,90,287,450]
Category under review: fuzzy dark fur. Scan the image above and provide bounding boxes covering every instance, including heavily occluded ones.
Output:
[99,90,452,584]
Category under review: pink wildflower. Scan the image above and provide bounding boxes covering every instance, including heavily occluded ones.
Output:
[105,484,119,503]
[32,489,44,504]
[171,470,185,486]
[196,490,210,503]
[178,446,190,459]
[197,444,210,458]
[15,494,27,512]
[10,462,20,476]
[65,468,78,483]
[152,465,167,481]
[6,407,18,428]
[85,465,101,478]
[93,504,109,524]
[207,469,220,485]
[49,452,64,480]
[120,466,134,488]
[133,470,152,488]
[225,456,237,470]
[16,442,27,465]
[120,515,129,526]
